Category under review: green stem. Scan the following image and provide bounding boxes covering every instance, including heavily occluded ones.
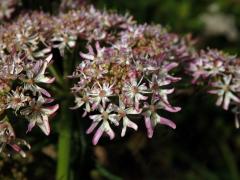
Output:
[56,100,72,180]
[219,142,239,180]
[49,65,64,86]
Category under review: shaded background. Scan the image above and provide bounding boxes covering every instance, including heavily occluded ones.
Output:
[2,0,240,179]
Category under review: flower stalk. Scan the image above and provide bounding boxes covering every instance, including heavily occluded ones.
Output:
[56,99,72,180]
[56,52,74,180]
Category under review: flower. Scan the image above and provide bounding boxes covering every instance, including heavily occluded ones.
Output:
[20,96,59,135]
[71,36,181,142]
[209,75,240,110]
[0,52,24,81]
[6,88,29,111]
[71,89,92,117]
[188,57,209,83]
[154,62,181,86]
[0,121,30,158]
[123,77,149,110]
[143,97,179,138]
[23,59,54,97]
[87,104,119,145]
[51,31,77,56]
[114,98,139,137]
[188,50,226,83]
[89,82,114,108]
[79,42,105,62]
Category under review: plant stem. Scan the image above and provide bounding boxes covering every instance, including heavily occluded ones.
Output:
[56,100,72,180]
[49,65,64,86]
[220,142,239,180]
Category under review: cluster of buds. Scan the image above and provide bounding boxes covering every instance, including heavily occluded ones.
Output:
[187,49,240,127]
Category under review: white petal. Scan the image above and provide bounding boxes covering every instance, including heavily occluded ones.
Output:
[89,114,102,122]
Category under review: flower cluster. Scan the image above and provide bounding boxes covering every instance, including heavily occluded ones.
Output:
[70,23,188,144]
[0,49,58,156]
[187,49,240,127]
[0,4,195,153]
[0,5,139,155]
[0,14,58,156]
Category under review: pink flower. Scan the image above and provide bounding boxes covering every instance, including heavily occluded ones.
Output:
[143,98,179,138]
[209,75,240,110]
[24,59,54,97]
[114,98,139,137]
[90,82,114,108]
[51,31,77,56]
[188,57,209,83]
[6,89,29,111]
[123,77,149,110]
[80,42,105,62]
[0,121,30,158]
[71,89,92,117]
[87,104,119,145]
[20,96,59,135]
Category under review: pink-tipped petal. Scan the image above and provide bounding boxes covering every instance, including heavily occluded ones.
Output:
[27,121,36,133]
[82,110,88,117]
[164,62,178,71]
[93,127,103,145]
[86,122,98,134]
[39,115,51,136]
[106,128,115,140]
[144,116,153,138]
[80,52,94,60]
[37,86,51,97]
[160,117,176,129]
[164,105,181,112]
[43,104,59,115]
[127,120,138,131]
[46,77,55,84]
[10,144,21,152]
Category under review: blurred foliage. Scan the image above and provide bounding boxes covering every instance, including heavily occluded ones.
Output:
[2,0,240,179]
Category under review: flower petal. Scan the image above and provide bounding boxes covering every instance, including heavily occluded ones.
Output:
[144,116,153,138]
[159,117,176,129]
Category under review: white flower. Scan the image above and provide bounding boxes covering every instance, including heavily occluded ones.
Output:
[114,98,139,137]
[189,57,209,83]
[79,42,105,62]
[87,104,119,145]
[6,89,29,111]
[89,82,114,108]
[205,60,225,76]
[24,59,54,97]
[209,75,240,110]
[71,90,92,117]
[20,96,59,135]
[143,98,178,138]
[0,121,31,158]
[123,77,149,110]
[155,62,181,86]
[51,32,77,56]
